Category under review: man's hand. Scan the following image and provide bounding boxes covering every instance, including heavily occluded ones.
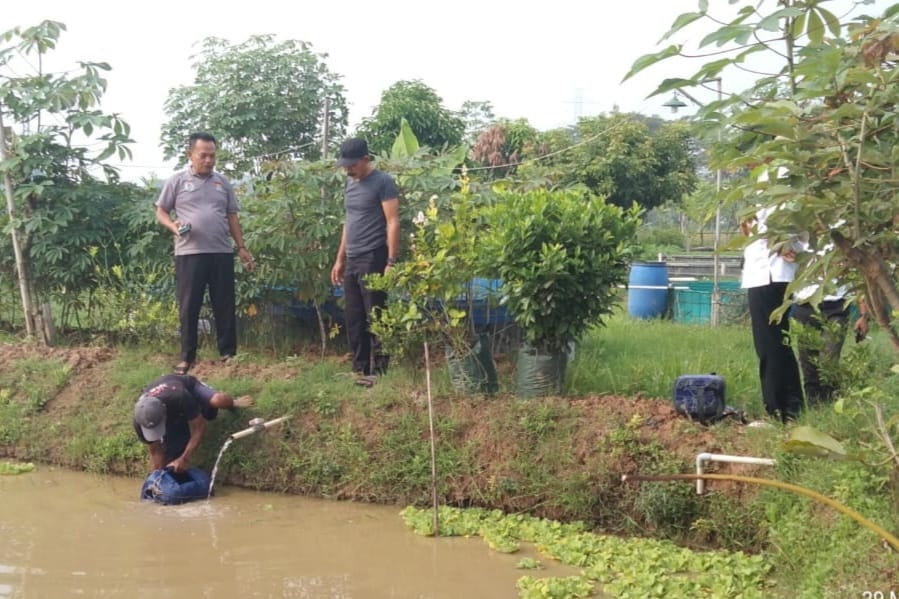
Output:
[331,259,345,286]
[233,395,254,408]
[166,456,189,473]
[238,247,255,272]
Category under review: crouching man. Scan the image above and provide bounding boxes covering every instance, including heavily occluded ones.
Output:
[133,374,253,473]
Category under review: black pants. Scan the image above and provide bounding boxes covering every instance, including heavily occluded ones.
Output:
[175,253,236,363]
[748,283,803,421]
[343,246,389,375]
[792,300,849,406]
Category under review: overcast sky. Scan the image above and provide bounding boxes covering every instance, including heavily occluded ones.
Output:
[4,0,888,181]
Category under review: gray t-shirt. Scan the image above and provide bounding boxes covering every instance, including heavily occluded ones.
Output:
[344,169,398,258]
[156,168,239,256]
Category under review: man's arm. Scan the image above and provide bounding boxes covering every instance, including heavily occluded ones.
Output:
[227,213,254,272]
[331,224,347,285]
[167,415,206,473]
[156,205,181,237]
[382,198,399,266]
[148,442,166,471]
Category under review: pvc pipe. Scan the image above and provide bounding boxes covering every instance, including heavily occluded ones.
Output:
[695,452,775,495]
[229,415,290,441]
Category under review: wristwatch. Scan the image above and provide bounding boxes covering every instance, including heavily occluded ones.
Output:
[387,257,397,266]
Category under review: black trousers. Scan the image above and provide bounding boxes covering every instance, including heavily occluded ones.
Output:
[175,253,236,363]
[792,300,849,406]
[748,282,804,421]
[343,246,389,375]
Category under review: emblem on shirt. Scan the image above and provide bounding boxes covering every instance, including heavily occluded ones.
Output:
[184,182,195,192]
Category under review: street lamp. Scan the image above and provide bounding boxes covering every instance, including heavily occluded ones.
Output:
[664,78,724,326]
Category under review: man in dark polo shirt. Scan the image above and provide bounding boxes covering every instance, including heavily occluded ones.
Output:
[330,138,400,387]
[155,132,255,374]
[133,374,253,473]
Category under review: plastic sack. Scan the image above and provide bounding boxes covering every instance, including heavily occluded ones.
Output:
[515,343,568,398]
[140,467,211,505]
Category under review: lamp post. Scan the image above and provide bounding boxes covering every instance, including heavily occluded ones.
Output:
[664,78,724,326]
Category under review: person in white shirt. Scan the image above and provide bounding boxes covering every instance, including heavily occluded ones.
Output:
[740,206,804,421]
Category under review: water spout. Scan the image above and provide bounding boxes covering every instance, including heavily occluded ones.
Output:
[207,415,290,499]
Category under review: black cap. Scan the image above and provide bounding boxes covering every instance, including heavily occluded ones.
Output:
[336,138,371,167]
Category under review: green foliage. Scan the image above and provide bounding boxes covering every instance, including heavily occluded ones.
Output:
[470,118,540,179]
[356,80,464,155]
[0,461,34,475]
[161,35,347,178]
[518,113,698,211]
[627,1,899,351]
[238,160,345,338]
[0,20,134,335]
[401,505,771,598]
[459,99,496,145]
[368,178,483,359]
[82,244,179,344]
[481,189,640,353]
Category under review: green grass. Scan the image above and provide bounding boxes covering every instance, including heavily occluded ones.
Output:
[568,312,762,414]
[2,309,898,597]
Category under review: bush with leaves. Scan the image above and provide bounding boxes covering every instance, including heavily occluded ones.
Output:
[481,189,640,354]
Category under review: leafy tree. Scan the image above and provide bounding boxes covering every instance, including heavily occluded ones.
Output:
[355,80,464,155]
[470,118,539,180]
[0,21,132,341]
[459,100,495,145]
[518,113,697,210]
[625,0,899,352]
[161,35,347,178]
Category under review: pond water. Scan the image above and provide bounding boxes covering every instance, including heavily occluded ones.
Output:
[0,467,577,598]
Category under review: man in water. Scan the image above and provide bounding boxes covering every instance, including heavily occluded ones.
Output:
[133,374,253,473]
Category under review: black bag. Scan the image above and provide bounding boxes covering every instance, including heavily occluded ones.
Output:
[674,373,726,424]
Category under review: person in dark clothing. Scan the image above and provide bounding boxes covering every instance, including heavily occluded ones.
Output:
[133,374,253,473]
[155,132,255,375]
[792,284,869,405]
[740,207,805,422]
[330,138,400,387]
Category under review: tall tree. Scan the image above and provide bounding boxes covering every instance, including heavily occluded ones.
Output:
[355,80,464,155]
[519,113,697,210]
[0,21,132,341]
[161,35,347,178]
[626,0,899,352]
[459,100,495,145]
[470,118,539,179]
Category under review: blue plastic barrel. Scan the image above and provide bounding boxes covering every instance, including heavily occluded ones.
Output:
[627,262,669,319]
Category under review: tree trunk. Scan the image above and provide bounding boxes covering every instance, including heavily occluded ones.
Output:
[831,230,899,353]
[0,111,37,337]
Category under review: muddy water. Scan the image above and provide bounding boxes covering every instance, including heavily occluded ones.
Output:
[0,467,576,598]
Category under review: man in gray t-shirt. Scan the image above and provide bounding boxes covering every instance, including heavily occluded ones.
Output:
[330,138,399,385]
[155,132,255,374]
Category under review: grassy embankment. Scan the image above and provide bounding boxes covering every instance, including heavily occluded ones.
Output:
[0,312,896,596]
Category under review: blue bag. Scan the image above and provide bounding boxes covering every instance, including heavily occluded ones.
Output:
[140,467,211,505]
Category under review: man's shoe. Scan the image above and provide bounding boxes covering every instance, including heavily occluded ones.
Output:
[355,375,377,388]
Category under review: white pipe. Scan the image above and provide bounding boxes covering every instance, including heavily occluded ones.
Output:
[229,415,290,441]
[695,452,775,495]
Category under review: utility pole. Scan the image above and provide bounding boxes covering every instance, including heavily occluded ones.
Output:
[0,105,36,337]
[663,78,724,326]
[321,97,330,158]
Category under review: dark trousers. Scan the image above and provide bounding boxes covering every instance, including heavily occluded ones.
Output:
[748,282,804,421]
[343,246,389,376]
[792,300,849,406]
[175,253,236,363]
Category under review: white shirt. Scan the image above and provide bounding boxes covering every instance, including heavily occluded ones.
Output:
[740,206,799,288]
